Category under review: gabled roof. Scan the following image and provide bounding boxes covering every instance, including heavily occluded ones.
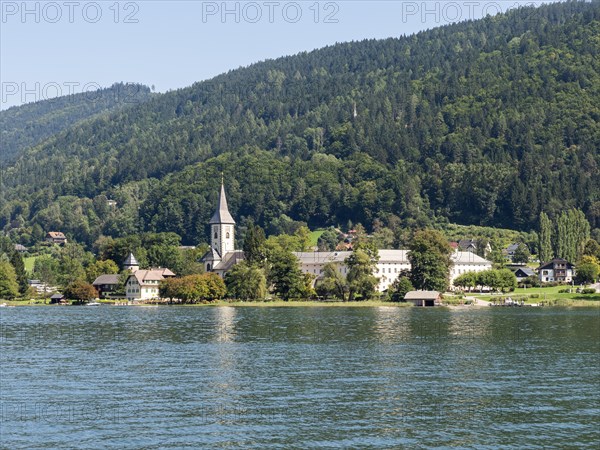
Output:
[209,183,235,224]
[128,268,175,286]
[213,251,245,271]
[47,231,66,238]
[538,258,574,270]
[202,247,222,262]
[92,274,120,286]
[378,250,410,263]
[458,239,476,249]
[50,293,64,299]
[452,251,490,265]
[293,251,351,264]
[514,267,536,277]
[404,291,440,300]
[155,268,175,277]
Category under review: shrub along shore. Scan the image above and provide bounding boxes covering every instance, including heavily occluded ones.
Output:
[2,296,598,307]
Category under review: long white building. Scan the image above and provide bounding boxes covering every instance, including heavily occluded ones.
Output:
[293,249,492,292]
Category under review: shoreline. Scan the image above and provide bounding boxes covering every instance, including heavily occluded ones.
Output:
[2,299,599,308]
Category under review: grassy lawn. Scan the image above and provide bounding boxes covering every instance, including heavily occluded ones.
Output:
[309,229,326,247]
[472,285,600,305]
[24,256,38,275]
[1,298,49,306]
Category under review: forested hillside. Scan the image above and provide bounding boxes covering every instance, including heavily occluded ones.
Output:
[0,1,599,246]
[0,83,153,163]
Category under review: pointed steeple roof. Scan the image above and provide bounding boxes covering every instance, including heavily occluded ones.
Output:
[209,182,235,224]
[123,252,139,267]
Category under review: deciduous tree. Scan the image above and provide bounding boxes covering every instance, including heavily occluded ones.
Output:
[408,229,452,292]
[346,242,379,301]
[267,248,307,300]
[86,259,119,283]
[225,262,267,300]
[389,276,414,302]
[512,243,530,264]
[316,262,348,300]
[64,280,97,302]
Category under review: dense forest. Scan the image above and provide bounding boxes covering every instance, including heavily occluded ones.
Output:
[0,83,154,163]
[0,1,599,246]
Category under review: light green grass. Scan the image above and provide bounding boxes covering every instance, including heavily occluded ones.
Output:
[472,285,600,305]
[309,229,326,247]
[24,256,37,275]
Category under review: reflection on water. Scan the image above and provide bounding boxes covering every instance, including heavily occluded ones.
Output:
[1,306,598,449]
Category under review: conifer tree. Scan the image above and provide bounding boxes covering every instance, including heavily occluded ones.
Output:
[539,212,553,263]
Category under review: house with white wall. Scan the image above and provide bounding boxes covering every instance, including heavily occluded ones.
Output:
[538,258,575,283]
[125,267,175,302]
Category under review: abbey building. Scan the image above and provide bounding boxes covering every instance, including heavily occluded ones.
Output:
[201,183,492,289]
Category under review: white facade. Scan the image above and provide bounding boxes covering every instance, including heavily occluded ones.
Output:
[211,223,235,257]
[125,277,161,301]
[294,250,492,292]
[125,268,175,301]
[451,251,492,283]
[538,259,574,283]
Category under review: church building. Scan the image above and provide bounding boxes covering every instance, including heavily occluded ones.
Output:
[201,182,244,277]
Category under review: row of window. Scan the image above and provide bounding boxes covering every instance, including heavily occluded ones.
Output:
[455,267,484,274]
[308,264,489,277]
[127,288,159,294]
[376,267,404,274]
[127,280,160,286]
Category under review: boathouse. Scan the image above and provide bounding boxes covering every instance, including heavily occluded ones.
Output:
[404,291,442,307]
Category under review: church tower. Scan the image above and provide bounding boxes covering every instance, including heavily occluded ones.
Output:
[209,181,235,257]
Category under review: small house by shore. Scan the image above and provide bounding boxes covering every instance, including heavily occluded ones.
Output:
[404,291,442,307]
[50,293,67,304]
[92,274,120,298]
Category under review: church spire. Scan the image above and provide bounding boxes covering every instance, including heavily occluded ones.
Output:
[208,181,235,258]
[209,181,235,225]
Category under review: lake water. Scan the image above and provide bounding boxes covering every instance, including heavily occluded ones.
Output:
[1,306,598,449]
